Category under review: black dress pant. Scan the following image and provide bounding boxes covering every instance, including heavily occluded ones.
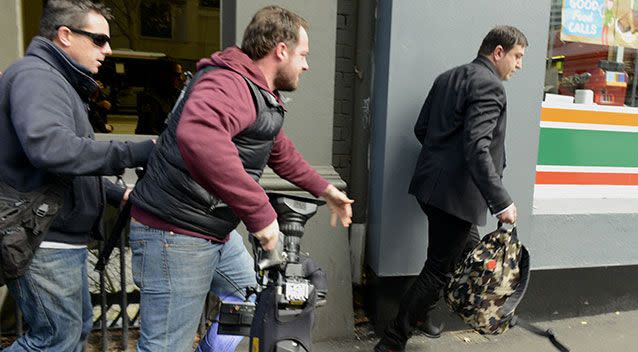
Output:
[380,203,480,349]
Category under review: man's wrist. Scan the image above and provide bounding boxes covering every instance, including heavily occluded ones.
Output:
[321,184,336,198]
[493,203,514,216]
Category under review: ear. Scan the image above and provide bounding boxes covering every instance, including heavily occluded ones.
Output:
[274,42,289,62]
[493,45,505,61]
[56,26,73,48]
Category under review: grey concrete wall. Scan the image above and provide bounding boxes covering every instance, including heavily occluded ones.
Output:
[0,0,23,71]
[368,0,551,276]
[225,0,337,165]
[531,212,638,269]
[529,198,638,268]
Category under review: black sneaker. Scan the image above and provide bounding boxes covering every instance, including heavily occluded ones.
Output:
[415,317,443,338]
[373,341,405,352]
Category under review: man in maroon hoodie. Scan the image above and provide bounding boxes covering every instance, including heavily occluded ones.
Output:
[128,6,353,352]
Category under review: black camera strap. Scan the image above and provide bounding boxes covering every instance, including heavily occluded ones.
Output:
[94,197,131,272]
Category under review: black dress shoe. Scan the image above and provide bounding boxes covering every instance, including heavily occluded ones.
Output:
[415,316,444,338]
[373,341,405,352]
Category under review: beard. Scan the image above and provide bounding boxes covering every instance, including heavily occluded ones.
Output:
[274,65,299,92]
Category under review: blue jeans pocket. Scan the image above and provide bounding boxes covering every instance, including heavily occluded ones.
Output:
[131,240,146,289]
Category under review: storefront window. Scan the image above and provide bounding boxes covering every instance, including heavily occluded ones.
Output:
[545,0,638,106]
[536,0,638,201]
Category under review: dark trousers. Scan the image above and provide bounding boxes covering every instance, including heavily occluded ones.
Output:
[380,203,480,349]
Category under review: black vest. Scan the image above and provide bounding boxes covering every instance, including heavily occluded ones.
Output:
[130,67,285,240]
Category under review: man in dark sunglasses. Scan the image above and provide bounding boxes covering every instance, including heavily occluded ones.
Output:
[0,1,154,351]
[50,18,112,74]
[59,25,111,48]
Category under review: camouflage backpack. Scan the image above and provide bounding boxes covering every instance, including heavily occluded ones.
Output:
[445,225,529,334]
[445,225,570,351]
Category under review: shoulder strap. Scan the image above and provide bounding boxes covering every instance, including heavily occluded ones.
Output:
[165,66,219,125]
[513,317,570,352]
[165,66,270,126]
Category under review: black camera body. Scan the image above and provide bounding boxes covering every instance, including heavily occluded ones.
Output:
[218,192,327,352]
[217,300,256,336]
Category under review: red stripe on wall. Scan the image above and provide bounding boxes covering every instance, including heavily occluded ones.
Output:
[536,171,638,185]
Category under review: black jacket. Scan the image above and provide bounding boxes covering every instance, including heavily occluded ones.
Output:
[409,56,512,226]
[0,37,154,244]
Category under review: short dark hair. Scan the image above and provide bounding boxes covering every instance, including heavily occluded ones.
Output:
[40,0,112,40]
[241,6,309,60]
[478,25,528,56]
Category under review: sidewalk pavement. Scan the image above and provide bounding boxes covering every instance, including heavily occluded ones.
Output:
[238,310,638,351]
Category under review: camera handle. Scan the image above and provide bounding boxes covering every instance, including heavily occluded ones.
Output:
[250,232,287,272]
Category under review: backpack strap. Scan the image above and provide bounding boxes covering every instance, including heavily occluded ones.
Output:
[512,316,571,352]
[497,222,518,240]
[165,66,219,125]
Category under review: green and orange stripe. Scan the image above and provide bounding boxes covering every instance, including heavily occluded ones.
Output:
[536,104,638,186]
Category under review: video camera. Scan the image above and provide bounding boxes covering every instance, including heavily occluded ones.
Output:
[218,192,328,352]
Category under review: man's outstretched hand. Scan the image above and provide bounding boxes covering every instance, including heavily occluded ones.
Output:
[321,184,354,227]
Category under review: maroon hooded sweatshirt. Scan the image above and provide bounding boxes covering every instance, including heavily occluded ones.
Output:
[131,47,329,241]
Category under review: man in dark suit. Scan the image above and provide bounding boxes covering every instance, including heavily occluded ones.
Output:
[375,26,527,352]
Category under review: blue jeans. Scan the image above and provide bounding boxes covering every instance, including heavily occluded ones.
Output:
[5,248,92,352]
[130,222,256,352]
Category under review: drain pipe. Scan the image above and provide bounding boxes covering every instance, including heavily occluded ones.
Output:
[348,0,375,285]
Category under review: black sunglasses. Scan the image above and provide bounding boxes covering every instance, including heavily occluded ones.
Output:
[58,25,110,47]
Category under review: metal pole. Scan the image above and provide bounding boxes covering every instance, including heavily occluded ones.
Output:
[345,0,376,285]
[119,231,128,351]
[115,175,129,350]
[349,0,374,225]
[99,244,108,352]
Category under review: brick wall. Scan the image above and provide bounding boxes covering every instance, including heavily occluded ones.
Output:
[333,0,357,185]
